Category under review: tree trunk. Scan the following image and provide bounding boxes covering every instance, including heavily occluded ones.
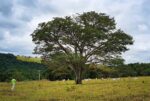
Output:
[75,69,82,84]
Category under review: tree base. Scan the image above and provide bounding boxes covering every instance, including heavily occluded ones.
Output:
[75,79,82,84]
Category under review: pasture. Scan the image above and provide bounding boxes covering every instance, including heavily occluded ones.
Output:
[0,77,150,101]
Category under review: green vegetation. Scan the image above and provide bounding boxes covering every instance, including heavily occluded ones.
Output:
[17,55,41,63]
[31,11,133,84]
[0,77,150,101]
[0,53,150,101]
[0,10,148,101]
[1,53,150,82]
[0,53,47,82]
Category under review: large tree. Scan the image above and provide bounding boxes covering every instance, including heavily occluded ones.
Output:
[31,11,133,84]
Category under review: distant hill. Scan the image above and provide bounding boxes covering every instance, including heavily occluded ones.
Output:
[0,53,47,82]
[16,55,41,63]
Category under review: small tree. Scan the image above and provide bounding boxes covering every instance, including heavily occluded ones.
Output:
[31,11,133,84]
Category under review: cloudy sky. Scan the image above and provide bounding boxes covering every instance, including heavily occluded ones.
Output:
[0,0,150,63]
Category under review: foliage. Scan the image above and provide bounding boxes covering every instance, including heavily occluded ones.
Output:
[0,53,46,82]
[106,56,125,67]
[1,53,150,81]
[31,11,133,84]
[44,62,150,80]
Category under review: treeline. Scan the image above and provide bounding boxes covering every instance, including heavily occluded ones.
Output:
[1,53,150,82]
[0,53,47,82]
[84,63,150,78]
[44,63,150,81]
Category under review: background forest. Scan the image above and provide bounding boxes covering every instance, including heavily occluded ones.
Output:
[1,53,150,82]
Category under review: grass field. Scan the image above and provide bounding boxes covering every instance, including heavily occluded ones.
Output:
[17,56,41,63]
[0,77,150,101]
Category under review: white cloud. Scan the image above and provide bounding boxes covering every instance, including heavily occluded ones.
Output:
[0,0,150,63]
[138,24,149,32]
[123,34,150,63]
[0,31,34,54]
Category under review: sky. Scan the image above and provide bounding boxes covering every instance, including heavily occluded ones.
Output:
[0,0,150,63]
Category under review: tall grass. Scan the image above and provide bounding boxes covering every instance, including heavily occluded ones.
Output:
[0,77,150,101]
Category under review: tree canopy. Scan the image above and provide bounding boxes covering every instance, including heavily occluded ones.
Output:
[31,11,133,84]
